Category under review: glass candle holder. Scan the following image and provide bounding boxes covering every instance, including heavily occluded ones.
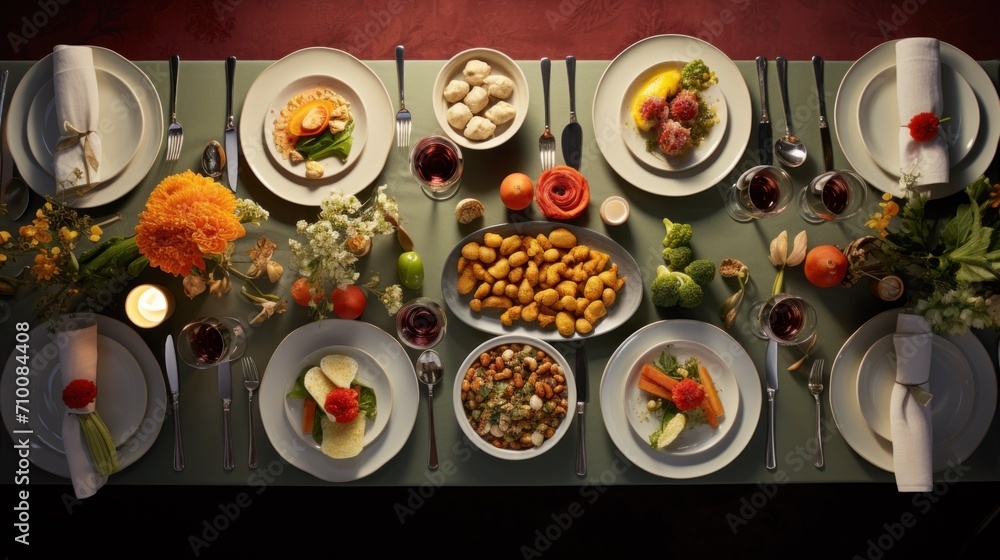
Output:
[124,284,175,328]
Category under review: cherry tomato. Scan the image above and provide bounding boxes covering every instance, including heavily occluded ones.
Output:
[397,251,424,290]
[291,277,323,306]
[330,284,367,319]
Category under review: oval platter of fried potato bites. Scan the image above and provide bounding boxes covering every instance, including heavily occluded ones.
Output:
[442,222,642,340]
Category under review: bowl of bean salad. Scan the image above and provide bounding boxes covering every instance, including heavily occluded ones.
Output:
[453,335,576,459]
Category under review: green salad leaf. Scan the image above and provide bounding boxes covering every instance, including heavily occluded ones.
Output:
[296,119,355,162]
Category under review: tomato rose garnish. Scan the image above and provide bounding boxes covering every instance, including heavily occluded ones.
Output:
[324,387,360,423]
[671,378,705,411]
[62,379,97,409]
[535,165,590,220]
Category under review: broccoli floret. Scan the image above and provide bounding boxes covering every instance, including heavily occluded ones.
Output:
[650,265,704,309]
[681,59,717,91]
[677,277,704,309]
[684,259,716,286]
[666,246,694,270]
[662,218,693,249]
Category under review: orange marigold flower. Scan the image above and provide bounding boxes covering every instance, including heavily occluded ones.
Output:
[135,171,245,276]
[32,249,60,281]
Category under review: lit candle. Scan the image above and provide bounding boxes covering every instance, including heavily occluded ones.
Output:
[125,284,175,328]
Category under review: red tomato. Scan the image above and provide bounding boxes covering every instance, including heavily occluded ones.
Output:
[330,284,367,319]
[291,277,323,307]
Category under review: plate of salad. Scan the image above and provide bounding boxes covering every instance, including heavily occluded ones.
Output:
[622,340,739,456]
[283,345,393,456]
[264,74,368,182]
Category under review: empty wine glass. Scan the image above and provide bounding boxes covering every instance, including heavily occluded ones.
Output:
[725,165,794,222]
[177,316,249,368]
[797,169,869,224]
[748,293,817,345]
[396,297,447,349]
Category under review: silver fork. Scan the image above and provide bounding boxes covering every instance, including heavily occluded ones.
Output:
[538,57,556,171]
[394,45,411,148]
[241,356,260,469]
[808,358,825,468]
[165,54,183,161]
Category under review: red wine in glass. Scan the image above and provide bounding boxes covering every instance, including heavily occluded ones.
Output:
[414,143,459,184]
[188,322,227,364]
[398,302,443,347]
[746,171,781,212]
[768,298,806,340]
[821,174,850,215]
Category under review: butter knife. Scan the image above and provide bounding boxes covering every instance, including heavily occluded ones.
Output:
[561,55,583,170]
[756,56,772,166]
[574,344,588,477]
[765,339,778,470]
[812,56,834,172]
[224,56,238,192]
[164,335,184,471]
[219,360,234,471]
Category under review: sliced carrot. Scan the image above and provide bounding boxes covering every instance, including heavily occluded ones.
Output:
[640,362,679,391]
[288,99,335,137]
[302,398,316,433]
[698,365,725,419]
[638,376,672,400]
[700,398,719,429]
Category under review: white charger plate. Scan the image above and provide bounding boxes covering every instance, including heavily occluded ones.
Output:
[857,64,979,175]
[240,47,393,206]
[263,75,368,181]
[6,46,162,208]
[600,320,760,479]
[830,309,996,472]
[834,40,1000,199]
[619,61,728,173]
[283,345,393,450]
[27,69,143,181]
[622,339,740,456]
[593,34,751,196]
[0,315,166,478]
[260,320,417,482]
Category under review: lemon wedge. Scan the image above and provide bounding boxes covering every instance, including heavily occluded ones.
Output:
[631,69,682,131]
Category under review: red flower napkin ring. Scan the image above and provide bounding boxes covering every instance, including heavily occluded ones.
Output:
[905,112,951,143]
[62,379,119,475]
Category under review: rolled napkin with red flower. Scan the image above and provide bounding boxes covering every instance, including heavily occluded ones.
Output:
[890,313,934,492]
[57,314,117,499]
[52,44,103,191]
[896,38,948,187]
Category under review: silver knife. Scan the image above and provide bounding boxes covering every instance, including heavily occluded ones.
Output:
[1,68,13,209]
[165,335,184,471]
[765,339,778,470]
[756,56,772,166]
[812,56,834,172]
[574,344,588,477]
[224,56,238,192]
[219,360,234,471]
[561,55,583,170]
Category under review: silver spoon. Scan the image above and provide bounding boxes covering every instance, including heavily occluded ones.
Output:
[416,349,442,470]
[1,177,30,220]
[774,56,807,167]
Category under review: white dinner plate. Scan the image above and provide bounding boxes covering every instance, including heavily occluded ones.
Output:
[834,40,1000,199]
[440,222,643,340]
[600,320,761,479]
[263,75,369,181]
[593,34,751,196]
[260,320,417,482]
[857,64,979,175]
[830,309,997,472]
[857,334,974,444]
[619,61,728,173]
[622,339,740,456]
[240,47,393,206]
[283,345,393,450]
[27,70,144,182]
[6,46,163,208]
[0,315,166,478]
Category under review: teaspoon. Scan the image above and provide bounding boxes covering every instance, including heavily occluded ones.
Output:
[774,56,807,167]
[416,349,443,470]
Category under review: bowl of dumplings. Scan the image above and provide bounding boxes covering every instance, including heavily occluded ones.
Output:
[433,48,529,150]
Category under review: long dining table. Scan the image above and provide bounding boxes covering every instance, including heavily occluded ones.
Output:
[2,44,1000,556]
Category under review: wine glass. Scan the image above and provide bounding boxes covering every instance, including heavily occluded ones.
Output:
[725,165,795,222]
[396,297,447,349]
[410,136,463,200]
[797,169,869,224]
[176,316,250,369]
[748,294,817,345]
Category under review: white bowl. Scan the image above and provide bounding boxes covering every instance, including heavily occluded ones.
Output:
[453,334,575,460]
[433,48,529,150]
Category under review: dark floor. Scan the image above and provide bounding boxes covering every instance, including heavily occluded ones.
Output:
[13,482,1000,558]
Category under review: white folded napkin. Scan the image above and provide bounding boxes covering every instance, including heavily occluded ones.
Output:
[890,313,934,492]
[57,314,108,499]
[52,44,103,191]
[896,38,948,187]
